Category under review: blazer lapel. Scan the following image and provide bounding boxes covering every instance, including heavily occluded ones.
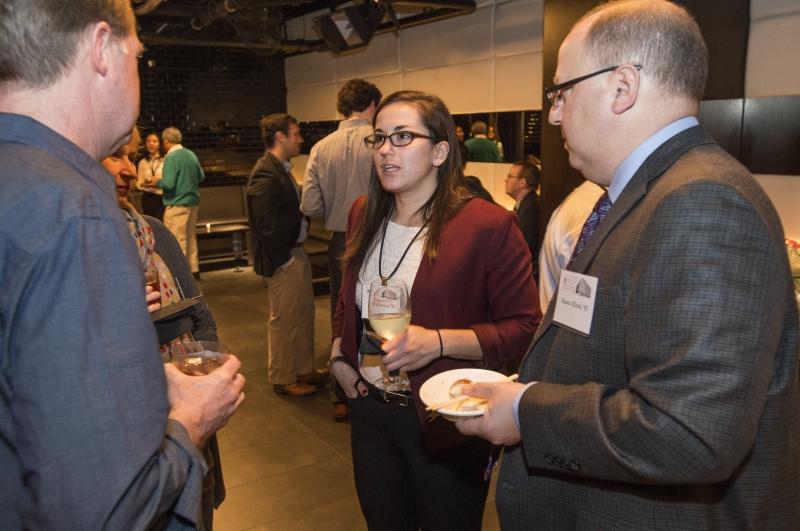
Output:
[266,152,300,209]
[522,126,717,361]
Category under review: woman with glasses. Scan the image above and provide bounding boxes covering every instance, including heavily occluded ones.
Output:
[328,90,541,530]
[103,128,226,530]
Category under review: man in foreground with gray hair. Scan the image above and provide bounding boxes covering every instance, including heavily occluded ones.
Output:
[458,1,799,528]
[0,1,245,528]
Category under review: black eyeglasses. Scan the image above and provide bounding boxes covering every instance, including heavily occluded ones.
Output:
[364,130,434,150]
[545,64,642,108]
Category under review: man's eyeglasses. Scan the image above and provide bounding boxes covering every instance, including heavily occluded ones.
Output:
[364,131,434,150]
[545,64,642,108]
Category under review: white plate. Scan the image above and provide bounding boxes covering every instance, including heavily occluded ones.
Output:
[419,368,507,421]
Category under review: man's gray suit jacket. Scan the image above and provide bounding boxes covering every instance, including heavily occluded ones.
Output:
[498,126,800,529]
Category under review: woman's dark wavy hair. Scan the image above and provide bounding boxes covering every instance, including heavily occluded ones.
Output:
[342,90,472,274]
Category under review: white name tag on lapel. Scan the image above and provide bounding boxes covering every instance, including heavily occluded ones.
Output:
[553,270,599,336]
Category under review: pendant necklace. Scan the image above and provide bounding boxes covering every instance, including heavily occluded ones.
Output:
[377,212,429,286]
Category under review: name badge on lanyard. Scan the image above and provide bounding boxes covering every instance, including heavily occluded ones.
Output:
[360,283,371,319]
[552,270,599,336]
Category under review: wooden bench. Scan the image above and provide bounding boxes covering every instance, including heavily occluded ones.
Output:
[196,185,250,269]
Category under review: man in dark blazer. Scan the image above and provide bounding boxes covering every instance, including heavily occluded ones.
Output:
[247,113,319,396]
[505,161,540,277]
[458,1,800,529]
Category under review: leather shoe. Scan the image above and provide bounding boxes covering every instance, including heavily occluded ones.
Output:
[273,382,317,396]
[332,402,348,422]
[297,368,329,386]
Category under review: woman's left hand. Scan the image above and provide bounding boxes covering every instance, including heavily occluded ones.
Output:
[145,285,162,313]
[382,325,440,372]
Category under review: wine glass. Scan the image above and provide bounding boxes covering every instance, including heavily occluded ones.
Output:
[367,278,411,392]
[144,260,160,295]
[170,340,230,376]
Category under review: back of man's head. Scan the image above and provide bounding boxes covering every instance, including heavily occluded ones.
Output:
[580,0,708,101]
[514,161,540,190]
[337,79,382,118]
[0,0,135,90]
[260,113,297,148]
[471,121,487,136]
[162,127,182,145]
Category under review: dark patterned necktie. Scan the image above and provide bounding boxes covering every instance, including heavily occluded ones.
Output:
[567,192,612,267]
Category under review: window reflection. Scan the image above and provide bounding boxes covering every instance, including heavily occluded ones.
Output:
[299,111,542,163]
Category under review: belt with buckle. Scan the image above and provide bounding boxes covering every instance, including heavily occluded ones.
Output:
[366,383,412,407]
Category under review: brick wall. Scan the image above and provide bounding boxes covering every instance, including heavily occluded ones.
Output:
[138,46,285,185]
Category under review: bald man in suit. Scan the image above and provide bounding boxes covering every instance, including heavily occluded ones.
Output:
[458,1,800,529]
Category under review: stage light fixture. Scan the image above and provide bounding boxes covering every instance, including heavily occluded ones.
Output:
[313,3,383,53]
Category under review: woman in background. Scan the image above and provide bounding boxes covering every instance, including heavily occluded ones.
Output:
[487,124,505,162]
[103,129,224,530]
[136,132,165,221]
[329,91,541,530]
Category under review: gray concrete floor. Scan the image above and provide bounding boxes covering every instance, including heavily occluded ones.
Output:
[201,267,501,531]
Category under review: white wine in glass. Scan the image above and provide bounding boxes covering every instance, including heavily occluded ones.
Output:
[369,313,411,340]
[368,278,411,392]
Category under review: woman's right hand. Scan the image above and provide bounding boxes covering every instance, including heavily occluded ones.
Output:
[329,338,368,399]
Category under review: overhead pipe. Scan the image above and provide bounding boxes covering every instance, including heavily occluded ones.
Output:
[141,34,326,54]
[138,0,475,54]
[191,0,251,31]
[391,0,475,10]
[189,0,317,31]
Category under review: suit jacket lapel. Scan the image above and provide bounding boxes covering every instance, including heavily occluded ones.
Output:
[266,152,300,208]
[522,126,716,362]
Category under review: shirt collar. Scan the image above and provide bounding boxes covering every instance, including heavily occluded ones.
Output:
[338,117,371,130]
[167,144,183,154]
[607,116,699,203]
[0,112,115,200]
[513,188,533,210]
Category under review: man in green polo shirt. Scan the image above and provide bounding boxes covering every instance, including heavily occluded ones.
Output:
[158,126,205,279]
[464,120,501,162]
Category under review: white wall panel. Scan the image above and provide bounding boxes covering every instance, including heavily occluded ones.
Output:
[495,51,542,110]
[399,7,494,71]
[746,13,800,97]
[494,0,543,57]
[751,0,800,20]
[754,174,800,239]
[360,73,404,99]
[466,162,500,204]
[403,61,495,113]
[287,84,337,121]
[335,33,401,80]
[285,52,336,89]
[473,162,514,209]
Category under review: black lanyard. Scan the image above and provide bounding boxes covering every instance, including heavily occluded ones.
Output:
[149,157,162,177]
[378,214,429,286]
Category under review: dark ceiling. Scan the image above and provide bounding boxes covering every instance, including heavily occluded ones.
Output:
[133,0,476,55]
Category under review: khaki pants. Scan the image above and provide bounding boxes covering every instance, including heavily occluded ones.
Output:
[265,246,315,385]
[163,205,199,273]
